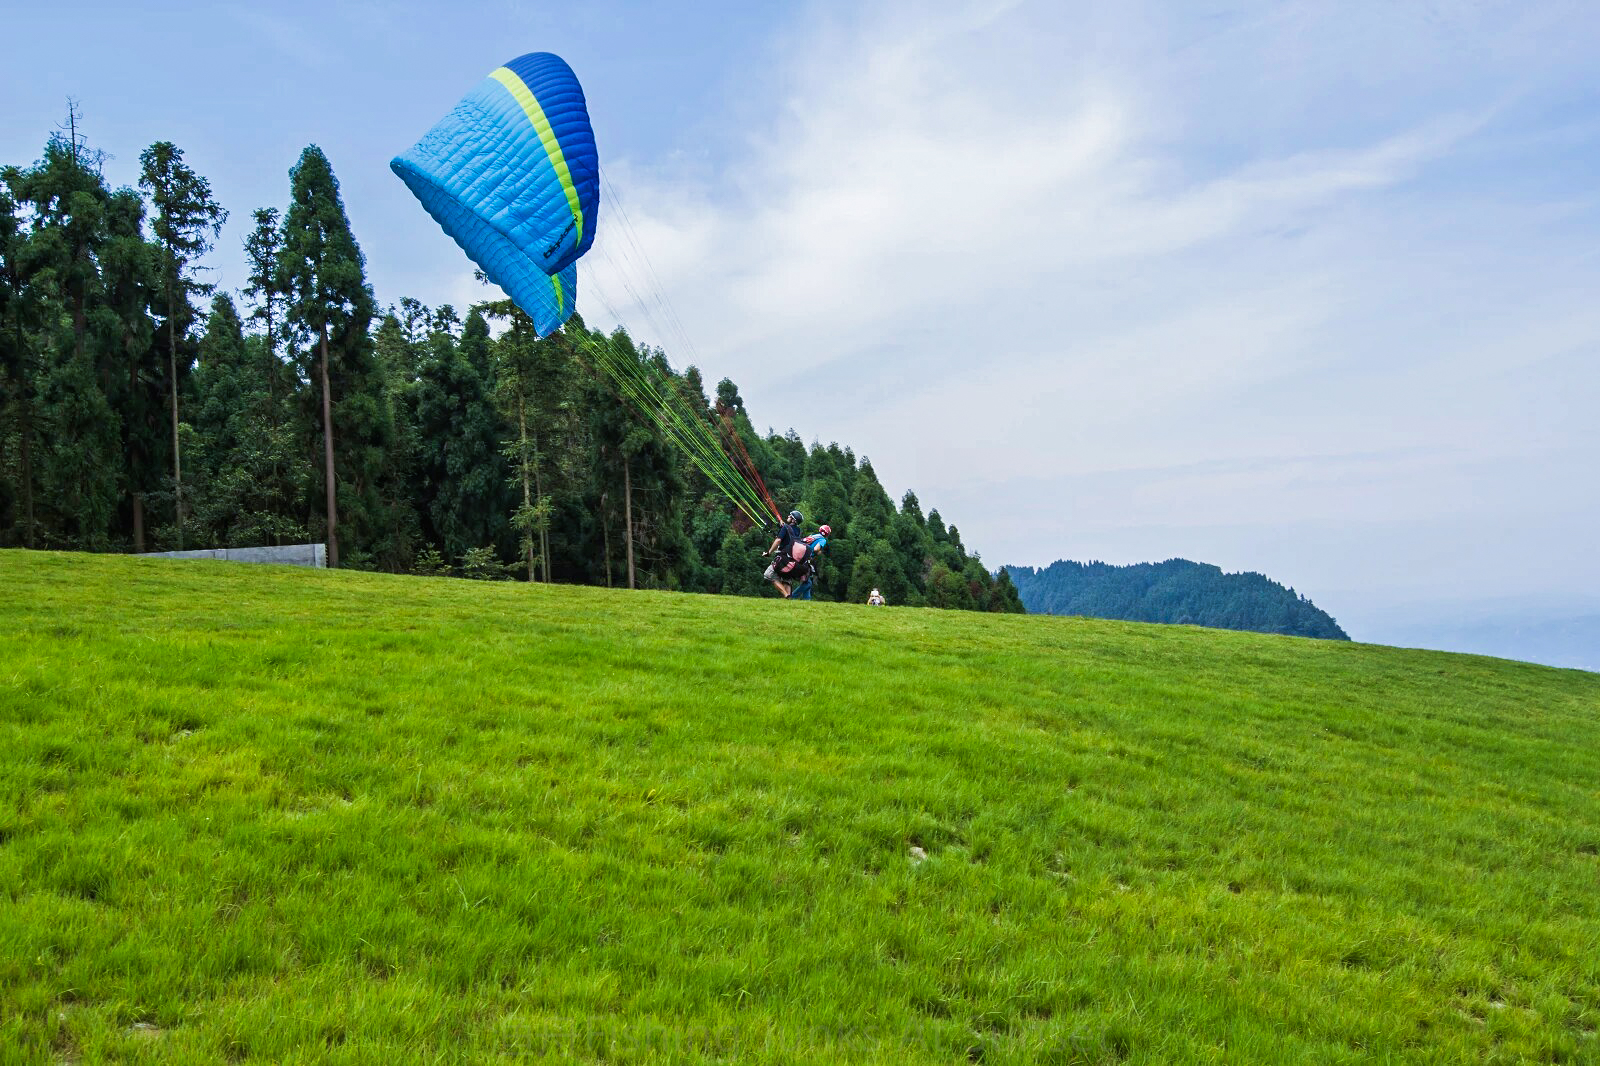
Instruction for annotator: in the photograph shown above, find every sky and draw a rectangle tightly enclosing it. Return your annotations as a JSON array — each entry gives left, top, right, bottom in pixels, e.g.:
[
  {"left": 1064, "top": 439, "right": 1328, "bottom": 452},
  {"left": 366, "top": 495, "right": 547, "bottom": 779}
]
[{"left": 3, "top": 0, "right": 1597, "bottom": 669}]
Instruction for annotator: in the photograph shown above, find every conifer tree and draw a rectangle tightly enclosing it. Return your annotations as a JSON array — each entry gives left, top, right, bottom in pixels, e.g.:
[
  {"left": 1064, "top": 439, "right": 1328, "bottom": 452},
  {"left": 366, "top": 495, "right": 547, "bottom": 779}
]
[
  {"left": 0, "top": 187, "right": 18, "bottom": 540},
  {"left": 240, "top": 207, "right": 286, "bottom": 414},
  {"left": 191, "top": 294, "right": 250, "bottom": 482},
  {"left": 14, "top": 122, "right": 123, "bottom": 549},
  {"left": 0, "top": 171, "right": 45, "bottom": 546},
  {"left": 139, "top": 141, "right": 226, "bottom": 549},
  {"left": 849, "top": 537, "right": 907, "bottom": 605},
  {"left": 891, "top": 491, "right": 932, "bottom": 600},
  {"left": 37, "top": 348, "right": 120, "bottom": 549},
  {"left": 900, "top": 490, "right": 925, "bottom": 526},
  {"left": 799, "top": 446, "right": 850, "bottom": 598},
  {"left": 989, "top": 567, "right": 1025, "bottom": 613},
  {"left": 93, "top": 187, "right": 162, "bottom": 550},
  {"left": 716, "top": 526, "right": 767, "bottom": 596},
  {"left": 279, "top": 145, "right": 374, "bottom": 568},
  {"left": 396, "top": 297, "right": 430, "bottom": 349},
  {"left": 372, "top": 311, "right": 416, "bottom": 391},
  {"left": 23, "top": 120, "right": 106, "bottom": 366},
  {"left": 926, "top": 561, "right": 976, "bottom": 610},
  {"left": 189, "top": 293, "right": 306, "bottom": 548},
  {"left": 849, "top": 460, "right": 895, "bottom": 534},
  {"left": 185, "top": 293, "right": 246, "bottom": 545},
  {"left": 682, "top": 366, "right": 710, "bottom": 414}
]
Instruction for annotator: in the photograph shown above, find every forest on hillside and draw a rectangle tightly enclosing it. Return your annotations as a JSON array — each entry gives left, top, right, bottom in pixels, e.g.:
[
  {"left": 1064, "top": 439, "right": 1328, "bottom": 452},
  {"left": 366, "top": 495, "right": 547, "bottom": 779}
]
[
  {"left": 1005, "top": 558, "right": 1348, "bottom": 639},
  {"left": 0, "top": 119, "right": 1022, "bottom": 611}
]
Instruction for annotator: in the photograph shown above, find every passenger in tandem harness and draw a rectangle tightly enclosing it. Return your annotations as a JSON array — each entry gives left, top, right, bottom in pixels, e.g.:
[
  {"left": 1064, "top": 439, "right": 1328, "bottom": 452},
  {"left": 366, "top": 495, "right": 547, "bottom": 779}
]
[{"left": 764, "top": 522, "right": 830, "bottom": 599}]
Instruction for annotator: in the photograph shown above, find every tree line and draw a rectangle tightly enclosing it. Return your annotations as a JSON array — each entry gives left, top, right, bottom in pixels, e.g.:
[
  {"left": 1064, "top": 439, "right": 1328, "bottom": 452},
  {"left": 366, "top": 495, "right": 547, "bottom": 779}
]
[{"left": 0, "top": 116, "right": 1023, "bottom": 612}]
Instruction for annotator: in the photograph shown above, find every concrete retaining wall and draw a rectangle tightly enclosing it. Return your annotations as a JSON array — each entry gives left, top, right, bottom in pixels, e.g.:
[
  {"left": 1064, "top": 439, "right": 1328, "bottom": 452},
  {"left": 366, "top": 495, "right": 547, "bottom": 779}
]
[{"left": 139, "top": 543, "right": 327, "bottom": 568}]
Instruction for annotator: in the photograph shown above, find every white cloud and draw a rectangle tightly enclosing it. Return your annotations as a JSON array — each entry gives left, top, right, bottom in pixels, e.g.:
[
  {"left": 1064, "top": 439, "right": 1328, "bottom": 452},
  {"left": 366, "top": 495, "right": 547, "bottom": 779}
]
[
  {"left": 586, "top": 3, "right": 1483, "bottom": 388},
  {"left": 577, "top": 0, "right": 1600, "bottom": 637}
]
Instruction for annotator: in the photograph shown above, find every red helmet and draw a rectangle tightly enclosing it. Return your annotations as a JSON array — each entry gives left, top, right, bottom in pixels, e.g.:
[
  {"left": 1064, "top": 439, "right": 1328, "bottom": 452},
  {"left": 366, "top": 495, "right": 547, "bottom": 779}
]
[{"left": 819, "top": 524, "right": 832, "bottom": 536}]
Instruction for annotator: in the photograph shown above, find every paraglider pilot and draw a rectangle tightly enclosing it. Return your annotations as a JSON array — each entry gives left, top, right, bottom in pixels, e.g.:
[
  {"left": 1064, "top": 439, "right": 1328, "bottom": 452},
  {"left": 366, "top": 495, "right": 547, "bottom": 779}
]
[
  {"left": 763, "top": 510, "right": 803, "bottom": 596},
  {"left": 765, "top": 519, "right": 830, "bottom": 599}
]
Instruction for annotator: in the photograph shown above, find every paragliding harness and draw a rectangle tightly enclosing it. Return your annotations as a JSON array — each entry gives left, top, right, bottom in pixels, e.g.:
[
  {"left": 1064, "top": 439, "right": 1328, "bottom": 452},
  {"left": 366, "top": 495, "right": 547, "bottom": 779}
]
[
  {"left": 773, "top": 533, "right": 827, "bottom": 582},
  {"left": 784, "top": 544, "right": 823, "bottom": 601},
  {"left": 762, "top": 520, "right": 800, "bottom": 584}
]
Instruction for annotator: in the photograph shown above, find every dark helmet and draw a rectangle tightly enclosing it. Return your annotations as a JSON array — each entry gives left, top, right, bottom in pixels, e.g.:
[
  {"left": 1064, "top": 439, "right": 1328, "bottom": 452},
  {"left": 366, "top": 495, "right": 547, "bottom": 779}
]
[{"left": 787, "top": 510, "right": 802, "bottom": 524}]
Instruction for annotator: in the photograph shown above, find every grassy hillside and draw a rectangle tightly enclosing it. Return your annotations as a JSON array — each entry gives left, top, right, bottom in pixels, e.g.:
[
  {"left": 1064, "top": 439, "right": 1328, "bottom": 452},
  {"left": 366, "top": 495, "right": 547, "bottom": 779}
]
[{"left": 2, "top": 550, "right": 1598, "bottom": 1065}]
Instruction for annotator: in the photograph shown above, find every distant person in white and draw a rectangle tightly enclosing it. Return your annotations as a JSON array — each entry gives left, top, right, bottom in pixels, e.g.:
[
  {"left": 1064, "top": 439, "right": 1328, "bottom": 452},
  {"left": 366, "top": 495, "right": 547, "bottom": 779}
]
[{"left": 867, "top": 588, "right": 886, "bottom": 606}]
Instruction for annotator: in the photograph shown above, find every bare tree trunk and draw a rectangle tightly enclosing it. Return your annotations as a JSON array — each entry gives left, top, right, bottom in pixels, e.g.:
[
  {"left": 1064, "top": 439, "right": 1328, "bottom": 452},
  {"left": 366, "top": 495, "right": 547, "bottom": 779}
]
[
  {"left": 623, "top": 454, "right": 635, "bottom": 590},
  {"left": 265, "top": 309, "right": 277, "bottom": 428},
  {"left": 128, "top": 346, "right": 144, "bottom": 553},
  {"left": 266, "top": 316, "right": 281, "bottom": 546},
  {"left": 529, "top": 408, "right": 549, "bottom": 584},
  {"left": 15, "top": 320, "right": 35, "bottom": 548},
  {"left": 19, "top": 394, "right": 34, "bottom": 549},
  {"left": 535, "top": 459, "right": 549, "bottom": 584},
  {"left": 518, "top": 396, "right": 534, "bottom": 582},
  {"left": 168, "top": 296, "right": 184, "bottom": 550},
  {"left": 320, "top": 323, "right": 338, "bottom": 567},
  {"left": 601, "top": 491, "right": 612, "bottom": 588}
]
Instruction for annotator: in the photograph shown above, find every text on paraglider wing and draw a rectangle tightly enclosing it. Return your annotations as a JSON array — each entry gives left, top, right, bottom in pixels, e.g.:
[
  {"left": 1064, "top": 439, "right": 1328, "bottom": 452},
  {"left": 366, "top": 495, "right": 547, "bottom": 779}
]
[{"left": 543, "top": 217, "right": 577, "bottom": 259}]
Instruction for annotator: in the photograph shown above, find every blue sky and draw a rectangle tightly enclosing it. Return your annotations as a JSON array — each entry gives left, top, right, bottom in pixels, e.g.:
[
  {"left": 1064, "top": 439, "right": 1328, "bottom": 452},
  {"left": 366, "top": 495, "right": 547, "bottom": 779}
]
[{"left": 4, "top": 1, "right": 1597, "bottom": 668}]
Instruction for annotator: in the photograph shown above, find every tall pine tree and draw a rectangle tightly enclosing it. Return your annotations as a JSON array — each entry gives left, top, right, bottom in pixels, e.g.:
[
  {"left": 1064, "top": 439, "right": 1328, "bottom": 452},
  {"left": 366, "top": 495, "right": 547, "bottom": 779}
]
[
  {"left": 93, "top": 187, "right": 162, "bottom": 550},
  {"left": 0, "top": 170, "right": 46, "bottom": 546},
  {"left": 279, "top": 145, "right": 374, "bottom": 568},
  {"left": 240, "top": 207, "right": 288, "bottom": 418},
  {"left": 14, "top": 123, "right": 123, "bottom": 549},
  {"left": 138, "top": 141, "right": 226, "bottom": 549}
]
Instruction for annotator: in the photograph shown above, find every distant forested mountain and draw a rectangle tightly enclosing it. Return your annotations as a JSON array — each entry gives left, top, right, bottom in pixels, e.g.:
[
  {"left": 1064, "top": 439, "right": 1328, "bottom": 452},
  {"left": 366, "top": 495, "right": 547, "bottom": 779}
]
[{"left": 1004, "top": 559, "right": 1349, "bottom": 640}]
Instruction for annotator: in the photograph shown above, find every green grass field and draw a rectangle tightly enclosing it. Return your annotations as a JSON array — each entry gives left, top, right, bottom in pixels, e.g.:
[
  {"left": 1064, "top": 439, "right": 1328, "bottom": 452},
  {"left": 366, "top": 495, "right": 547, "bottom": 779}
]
[{"left": 2, "top": 550, "right": 1598, "bottom": 1064}]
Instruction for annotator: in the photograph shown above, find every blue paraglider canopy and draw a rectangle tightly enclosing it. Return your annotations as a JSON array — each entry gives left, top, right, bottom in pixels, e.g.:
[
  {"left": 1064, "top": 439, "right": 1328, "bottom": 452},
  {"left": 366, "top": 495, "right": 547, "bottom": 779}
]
[{"left": 392, "top": 52, "right": 599, "bottom": 336}]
